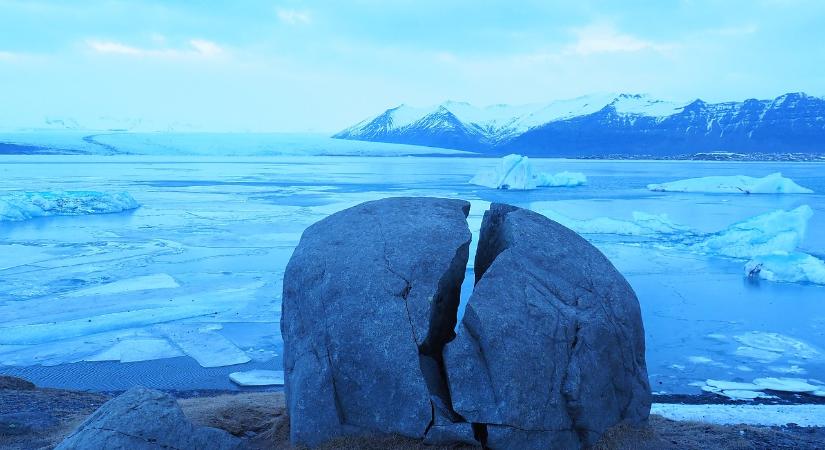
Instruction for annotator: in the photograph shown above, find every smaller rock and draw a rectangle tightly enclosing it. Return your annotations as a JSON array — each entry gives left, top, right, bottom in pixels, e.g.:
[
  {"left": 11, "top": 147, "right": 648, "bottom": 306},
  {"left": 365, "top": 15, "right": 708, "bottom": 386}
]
[
  {"left": 0, "top": 375, "right": 36, "bottom": 390},
  {"left": 55, "top": 386, "right": 242, "bottom": 450}
]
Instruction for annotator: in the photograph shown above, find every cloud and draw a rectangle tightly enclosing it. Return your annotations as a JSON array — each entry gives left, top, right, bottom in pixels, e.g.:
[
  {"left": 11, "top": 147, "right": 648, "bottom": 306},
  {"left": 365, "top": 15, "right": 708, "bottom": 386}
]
[
  {"left": 277, "top": 8, "right": 311, "bottom": 25},
  {"left": 565, "top": 23, "right": 671, "bottom": 56},
  {"left": 85, "top": 39, "right": 226, "bottom": 59}
]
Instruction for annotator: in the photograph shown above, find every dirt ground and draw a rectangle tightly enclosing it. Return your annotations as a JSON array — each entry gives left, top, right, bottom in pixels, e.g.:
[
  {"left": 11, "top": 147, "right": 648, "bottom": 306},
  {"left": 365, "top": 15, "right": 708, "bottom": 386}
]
[{"left": 2, "top": 376, "right": 824, "bottom": 449}]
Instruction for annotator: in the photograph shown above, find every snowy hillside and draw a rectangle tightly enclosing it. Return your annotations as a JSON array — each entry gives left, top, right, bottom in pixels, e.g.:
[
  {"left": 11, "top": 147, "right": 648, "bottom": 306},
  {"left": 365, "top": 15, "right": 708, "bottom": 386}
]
[{"left": 334, "top": 93, "right": 825, "bottom": 156}]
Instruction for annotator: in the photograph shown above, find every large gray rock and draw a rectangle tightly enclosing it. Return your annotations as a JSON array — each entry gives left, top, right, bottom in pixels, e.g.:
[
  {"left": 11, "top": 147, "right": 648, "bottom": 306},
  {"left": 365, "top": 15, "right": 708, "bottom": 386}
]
[
  {"left": 444, "top": 203, "right": 651, "bottom": 449},
  {"left": 55, "top": 386, "right": 241, "bottom": 450},
  {"left": 281, "top": 197, "right": 472, "bottom": 447}
]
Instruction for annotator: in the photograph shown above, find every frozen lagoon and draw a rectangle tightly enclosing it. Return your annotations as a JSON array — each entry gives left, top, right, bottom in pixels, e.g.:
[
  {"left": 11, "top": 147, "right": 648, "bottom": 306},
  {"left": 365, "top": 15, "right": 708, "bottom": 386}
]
[{"left": 0, "top": 155, "right": 824, "bottom": 394}]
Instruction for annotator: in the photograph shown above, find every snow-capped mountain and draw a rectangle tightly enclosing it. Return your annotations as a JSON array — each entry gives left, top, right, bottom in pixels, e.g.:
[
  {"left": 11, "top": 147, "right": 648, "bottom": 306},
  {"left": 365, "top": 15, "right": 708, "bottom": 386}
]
[{"left": 334, "top": 93, "right": 825, "bottom": 156}]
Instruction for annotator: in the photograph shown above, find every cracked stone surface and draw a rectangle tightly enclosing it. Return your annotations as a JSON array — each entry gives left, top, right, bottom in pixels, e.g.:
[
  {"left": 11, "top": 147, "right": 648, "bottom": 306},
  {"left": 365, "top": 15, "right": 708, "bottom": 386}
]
[
  {"left": 54, "top": 386, "right": 241, "bottom": 450},
  {"left": 444, "top": 203, "right": 651, "bottom": 450},
  {"left": 281, "top": 197, "right": 472, "bottom": 447}
]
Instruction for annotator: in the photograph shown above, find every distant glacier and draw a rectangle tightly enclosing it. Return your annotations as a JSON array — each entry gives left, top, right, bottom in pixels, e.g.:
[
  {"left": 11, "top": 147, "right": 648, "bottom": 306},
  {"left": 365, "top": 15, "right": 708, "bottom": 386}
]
[{"left": 333, "top": 92, "right": 825, "bottom": 157}]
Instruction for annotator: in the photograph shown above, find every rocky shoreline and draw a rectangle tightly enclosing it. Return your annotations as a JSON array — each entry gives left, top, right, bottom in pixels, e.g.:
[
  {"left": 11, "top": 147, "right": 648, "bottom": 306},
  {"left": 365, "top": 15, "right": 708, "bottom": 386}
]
[{"left": 2, "top": 376, "right": 824, "bottom": 450}]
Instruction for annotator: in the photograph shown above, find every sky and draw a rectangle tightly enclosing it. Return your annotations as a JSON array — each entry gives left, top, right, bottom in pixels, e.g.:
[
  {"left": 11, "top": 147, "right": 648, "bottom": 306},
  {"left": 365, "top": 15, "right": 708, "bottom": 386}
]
[{"left": 1, "top": 0, "right": 824, "bottom": 132}]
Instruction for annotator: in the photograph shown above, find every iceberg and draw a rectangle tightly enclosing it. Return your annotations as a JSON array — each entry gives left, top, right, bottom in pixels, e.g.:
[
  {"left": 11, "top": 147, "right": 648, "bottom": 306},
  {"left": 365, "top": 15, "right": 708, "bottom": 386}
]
[
  {"left": 647, "top": 172, "right": 813, "bottom": 194},
  {"left": 745, "top": 251, "right": 825, "bottom": 285},
  {"left": 469, "top": 154, "right": 586, "bottom": 190},
  {"left": 0, "top": 190, "right": 139, "bottom": 222},
  {"left": 697, "top": 205, "right": 813, "bottom": 258}
]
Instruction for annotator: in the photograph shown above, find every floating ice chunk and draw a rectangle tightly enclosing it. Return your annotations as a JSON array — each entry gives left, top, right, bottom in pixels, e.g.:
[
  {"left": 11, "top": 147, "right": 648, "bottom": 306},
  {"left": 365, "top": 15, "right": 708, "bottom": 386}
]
[
  {"left": 469, "top": 154, "right": 586, "bottom": 190},
  {"left": 697, "top": 205, "right": 813, "bottom": 258},
  {"left": 647, "top": 173, "right": 813, "bottom": 194},
  {"left": 720, "top": 390, "right": 774, "bottom": 401},
  {"left": 534, "top": 170, "right": 588, "bottom": 187},
  {"left": 752, "top": 377, "right": 822, "bottom": 393},
  {"left": 734, "top": 331, "right": 820, "bottom": 360},
  {"left": 229, "top": 370, "right": 285, "bottom": 386},
  {"left": 815, "top": 391, "right": 825, "bottom": 397},
  {"left": 0, "top": 191, "right": 139, "bottom": 222},
  {"left": 65, "top": 274, "right": 180, "bottom": 297},
  {"left": 769, "top": 365, "right": 807, "bottom": 375},
  {"left": 86, "top": 338, "right": 183, "bottom": 363},
  {"left": 688, "top": 356, "right": 713, "bottom": 364},
  {"left": 158, "top": 324, "right": 251, "bottom": 368},
  {"left": 734, "top": 346, "right": 783, "bottom": 362},
  {"left": 705, "top": 379, "right": 762, "bottom": 391},
  {"left": 745, "top": 251, "right": 825, "bottom": 285}
]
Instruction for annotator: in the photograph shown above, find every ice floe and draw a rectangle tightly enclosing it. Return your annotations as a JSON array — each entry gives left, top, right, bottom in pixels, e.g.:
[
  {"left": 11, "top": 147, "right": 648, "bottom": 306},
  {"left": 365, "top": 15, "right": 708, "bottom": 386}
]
[
  {"left": 158, "top": 324, "right": 251, "bottom": 368},
  {"left": 647, "top": 172, "right": 813, "bottom": 194},
  {"left": 0, "top": 191, "right": 139, "bottom": 221},
  {"left": 86, "top": 338, "right": 184, "bottom": 363},
  {"left": 697, "top": 205, "right": 813, "bottom": 258},
  {"left": 65, "top": 274, "right": 180, "bottom": 297},
  {"left": 229, "top": 370, "right": 285, "bottom": 386},
  {"left": 698, "top": 377, "right": 824, "bottom": 400},
  {"left": 745, "top": 251, "right": 825, "bottom": 285},
  {"left": 542, "top": 210, "right": 689, "bottom": 236},
  {"left": 733, "top": 331, "right": 820, "bottom": 361},
  {"left": 469, "top": 154, "right": 586, "bottom": 190},
  {"left": 752, "top": 377, "right": 822, "bottom": 393}
]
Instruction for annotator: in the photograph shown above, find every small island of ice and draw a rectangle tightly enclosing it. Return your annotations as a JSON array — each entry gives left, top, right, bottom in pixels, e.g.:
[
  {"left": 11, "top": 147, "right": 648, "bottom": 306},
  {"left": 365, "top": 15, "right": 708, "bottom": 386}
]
[
  {"left": 647, "top": 173, "right": 813, "bottom": 194},
  {"left": 0, "top": 191, "right": 140, "bottom": 222},
  {"left": 470, "top": 154, "right": 586, "bottom": 190}
]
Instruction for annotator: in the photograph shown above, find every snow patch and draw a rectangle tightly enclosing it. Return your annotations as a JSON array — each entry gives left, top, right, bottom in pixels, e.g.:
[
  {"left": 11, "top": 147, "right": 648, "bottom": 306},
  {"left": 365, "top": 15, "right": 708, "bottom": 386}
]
[
  {"left": 229, "top": 369, "right": 285, "bottom": 386},
  {"left": 0, "top": 191, "right": 139, "bottom": 222},
  {"left": 647, "top": 173, "right": 813, "bottom": 194},
  {"left": 469, "top": 154, "right": 586, "bottom": 190},
  {"left": 651, "top": 403, "right": 825, "bottom": 427}
]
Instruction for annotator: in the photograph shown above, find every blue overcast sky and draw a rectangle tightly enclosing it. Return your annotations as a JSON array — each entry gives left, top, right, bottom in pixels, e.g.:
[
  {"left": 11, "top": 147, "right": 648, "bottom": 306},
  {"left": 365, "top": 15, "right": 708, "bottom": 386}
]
[{"left": 1, "top": 0, "right": 824, "bottom": 132}]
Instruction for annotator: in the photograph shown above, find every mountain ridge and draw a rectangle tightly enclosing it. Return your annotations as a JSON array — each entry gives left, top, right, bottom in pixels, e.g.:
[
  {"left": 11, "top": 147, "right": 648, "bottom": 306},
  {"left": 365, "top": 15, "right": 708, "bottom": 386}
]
[{"left": 333, "top": 92, "right": 825, "bottom": 156}]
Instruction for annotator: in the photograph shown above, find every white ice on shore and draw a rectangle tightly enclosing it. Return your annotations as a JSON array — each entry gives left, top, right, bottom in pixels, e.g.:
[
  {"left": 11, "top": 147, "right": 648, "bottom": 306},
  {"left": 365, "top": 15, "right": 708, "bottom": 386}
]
[
  {"left": 469, "top": 154, "right": 586, "bottom": 190},
  {"left": 651, "top": 403, "right": 825, "bottom": 427},
  {"left": 697, "top": 206, "right": 813, "bottom": 258},
  {"left": 0, "top": 191, "right": 139, "bottom": 221},
  {"left": 229, "top": 370, "right": 285, "bottom": 386},
  {"left": 647, "top": 172, "right": 813, "bottom": 194},
  {"left": 745, "top": 251, "right": 825, "bottom": 285}
]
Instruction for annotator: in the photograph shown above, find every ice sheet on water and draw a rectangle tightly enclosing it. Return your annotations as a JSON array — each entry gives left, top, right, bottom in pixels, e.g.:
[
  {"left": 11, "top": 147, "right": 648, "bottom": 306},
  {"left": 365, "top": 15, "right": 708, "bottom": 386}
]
[
  {"left": 157, "top": 324, "right": 251, "bottom": 368},
  {"left": 469, "top": 154, "right": 586, "bottom": 190},
  {"left": 745, "top": 251, "right": 825, "bottom": 285},
  {"left": 0, "top": 190, "right": 139, "bottom": 222},
  {"left": 647, "top": 172, "right": 813, "bottom": 194},
  {"left": 753, "top": 377, "right": 822, "bottom": 393},
  {"left": 86, "top": 338, "right": 184, "bottom": 363},
  {"left": 65, "top": 274, "right": 180, "bottom": 297},
  {"left": 733, "top": 331, "right": 820, "bottom": 361},
  {"left": 542, "top": 210, "right": 689, "bottom": 236},
  {"left": 229, "top": 370, "right": 285, "bottom": 386}
]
